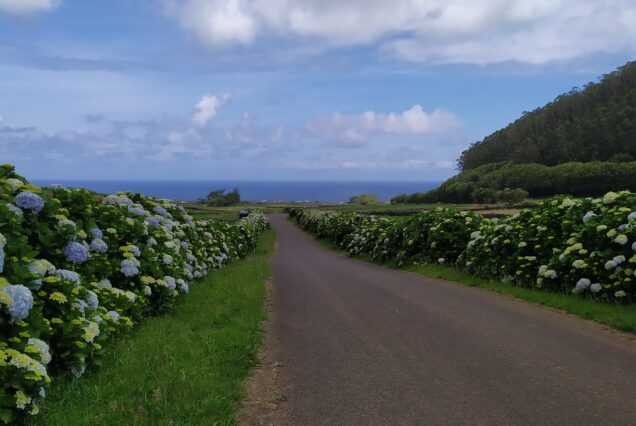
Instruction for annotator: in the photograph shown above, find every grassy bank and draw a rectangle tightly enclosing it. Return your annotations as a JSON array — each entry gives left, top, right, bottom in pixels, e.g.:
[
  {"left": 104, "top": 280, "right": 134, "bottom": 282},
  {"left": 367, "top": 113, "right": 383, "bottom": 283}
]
[
  {"left": 30, "top": 229, "right": 276, "bottom": 426},
  {"left": 292, "top": 219, "right": 636, "bottom": 334}
]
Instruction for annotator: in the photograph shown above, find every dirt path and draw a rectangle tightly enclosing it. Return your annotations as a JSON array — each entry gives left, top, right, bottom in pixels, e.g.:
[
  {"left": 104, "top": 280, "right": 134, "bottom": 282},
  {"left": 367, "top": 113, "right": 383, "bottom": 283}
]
[{"left": 243, "top": 214, "right": 636, "bottom": 425}]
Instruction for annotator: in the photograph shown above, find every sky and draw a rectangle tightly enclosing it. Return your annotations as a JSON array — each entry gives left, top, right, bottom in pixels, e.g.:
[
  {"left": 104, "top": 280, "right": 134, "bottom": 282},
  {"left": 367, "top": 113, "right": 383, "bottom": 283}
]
[{"left": 0, "top": 0, "right": 634, "bottom": 181}]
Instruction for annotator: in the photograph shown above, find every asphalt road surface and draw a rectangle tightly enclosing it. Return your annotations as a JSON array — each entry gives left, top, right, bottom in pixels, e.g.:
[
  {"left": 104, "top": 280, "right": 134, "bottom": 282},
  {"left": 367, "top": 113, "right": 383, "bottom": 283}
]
[{"left": 267, "top": 214, "right": 636, "bottom": 425}]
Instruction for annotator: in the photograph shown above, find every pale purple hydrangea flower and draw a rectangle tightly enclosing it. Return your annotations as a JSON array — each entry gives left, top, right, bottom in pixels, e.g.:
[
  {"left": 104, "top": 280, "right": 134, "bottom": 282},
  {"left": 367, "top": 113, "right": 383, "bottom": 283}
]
[
  {"left": 180, "top": 241, "right": 189, "bottom": 250},
  {"left": 63, "top": 242, "right": 90, "bottom": 264},
  {"left": 153, "top": 206, "right": 168, "bottom": 217},
  {"left": 0, "top": 247, "right": 4, "bottom": 274},
  {"left": 15, "top": 191, "right": 44, "bottom": 213},
  {"left": 164, "top": 276, "right": 176, "bottom": 291},
  {"left": 145, "top": 217, "right": 161, "bottom": 227},
  {"left": 128, "top": 205, "right": 146, "bottom": 217}
]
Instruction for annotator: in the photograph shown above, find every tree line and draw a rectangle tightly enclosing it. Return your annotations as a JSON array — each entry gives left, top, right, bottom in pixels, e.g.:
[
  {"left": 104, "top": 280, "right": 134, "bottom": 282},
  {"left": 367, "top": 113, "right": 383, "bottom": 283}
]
[{"left": 458, "top": 61, "right": 636, "bottom": 170}]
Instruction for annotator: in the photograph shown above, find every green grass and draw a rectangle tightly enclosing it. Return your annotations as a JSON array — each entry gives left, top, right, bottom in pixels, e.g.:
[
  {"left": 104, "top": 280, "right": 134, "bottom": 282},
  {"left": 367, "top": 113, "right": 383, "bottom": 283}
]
[
  {"left": 31, "top": 229, "right": 276, "bottom": 426},
  {"left": 293, "top": 219, "right": 636, "bottom": 334}
]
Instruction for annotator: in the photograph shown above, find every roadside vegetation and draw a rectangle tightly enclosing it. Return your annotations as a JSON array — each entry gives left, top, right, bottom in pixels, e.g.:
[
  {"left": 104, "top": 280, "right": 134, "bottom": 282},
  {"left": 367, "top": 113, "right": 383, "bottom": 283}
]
[
  {"left": 30, "top": 229, "right": 275, "bottom": 425},
  {"left": 290, "top": 190, "right": 636, "bottom": 331},
  {"left": 0, "top": 164, "right": 270, "bottom": 423}
]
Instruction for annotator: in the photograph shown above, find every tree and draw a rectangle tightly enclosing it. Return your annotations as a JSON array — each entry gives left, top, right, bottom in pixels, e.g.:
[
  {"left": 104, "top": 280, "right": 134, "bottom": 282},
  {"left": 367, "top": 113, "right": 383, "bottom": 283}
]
[
  {"left": 349, "top": 194, "right": 379, "bottom": 204},
  {"left": 206, "top": 188, "right": 241, "bottom": 206}
]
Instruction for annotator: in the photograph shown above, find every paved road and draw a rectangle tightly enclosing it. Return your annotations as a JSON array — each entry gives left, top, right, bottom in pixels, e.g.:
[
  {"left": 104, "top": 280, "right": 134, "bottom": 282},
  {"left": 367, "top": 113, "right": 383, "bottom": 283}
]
[{"left": 267, "top": 214, "right": 636, "bottom": 425}]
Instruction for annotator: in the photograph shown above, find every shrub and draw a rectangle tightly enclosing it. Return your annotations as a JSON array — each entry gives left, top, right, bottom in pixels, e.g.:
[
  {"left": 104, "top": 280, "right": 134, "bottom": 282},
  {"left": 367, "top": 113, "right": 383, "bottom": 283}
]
[
  {"left": 0, "top": 165, "right": 269, "bottom": 423},
  {"left": 293, "top": 190, "right": 636, "bottom": 303}
]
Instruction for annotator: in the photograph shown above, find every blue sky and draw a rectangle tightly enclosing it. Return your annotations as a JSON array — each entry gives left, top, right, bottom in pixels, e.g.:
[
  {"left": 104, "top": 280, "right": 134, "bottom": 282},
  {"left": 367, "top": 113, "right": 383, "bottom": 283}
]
[{"left": 0, "top": 0, "right": 634, "bottom": 181}]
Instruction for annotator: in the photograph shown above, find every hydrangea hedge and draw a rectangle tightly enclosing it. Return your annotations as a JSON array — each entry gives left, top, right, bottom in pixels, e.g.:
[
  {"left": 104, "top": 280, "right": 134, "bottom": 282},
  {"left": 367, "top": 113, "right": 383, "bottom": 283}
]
[
  {"left": 291, "top": 190, "right": 636, "bottom": 301},
  {"left": 0, "top": 165, "right": 269, "bottom": 423}
]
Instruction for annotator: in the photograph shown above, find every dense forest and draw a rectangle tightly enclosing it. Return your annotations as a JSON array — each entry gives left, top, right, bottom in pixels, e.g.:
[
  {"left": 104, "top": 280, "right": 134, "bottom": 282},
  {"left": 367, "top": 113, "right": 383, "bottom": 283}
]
[
  {"left": 458, "top": 61, "right": 636, "bottom": 170},
  {"left": 394, "top": 61, "right": 636, "bottom": 204}
]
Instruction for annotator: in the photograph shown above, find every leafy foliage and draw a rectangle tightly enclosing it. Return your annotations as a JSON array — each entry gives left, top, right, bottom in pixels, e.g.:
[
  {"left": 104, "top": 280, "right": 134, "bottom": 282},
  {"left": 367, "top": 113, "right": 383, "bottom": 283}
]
[
  {"left": 293, "top": 190, "right": 636, "bottom": 303},
  {"left": 0, "top": 165, "right": 269, "bottom": 423},
  {"left": 393, "top": 161, "right": 636, "bottom": 203},
  {"left": 207, "top": 188, "right": 241, "bottom": 207}
]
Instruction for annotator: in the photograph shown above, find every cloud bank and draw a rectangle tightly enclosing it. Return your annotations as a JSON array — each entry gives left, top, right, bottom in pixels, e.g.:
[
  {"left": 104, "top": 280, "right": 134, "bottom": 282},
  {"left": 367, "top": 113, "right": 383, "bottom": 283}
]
[
  {"left": 0, "top": 0, "right": 59, "bottom": 15},
  {"left": 304, "top": 105, "right": 461, "bottom": 147},
  {"left": 165, "top": 0, "right": 636, "bottom": 64}
]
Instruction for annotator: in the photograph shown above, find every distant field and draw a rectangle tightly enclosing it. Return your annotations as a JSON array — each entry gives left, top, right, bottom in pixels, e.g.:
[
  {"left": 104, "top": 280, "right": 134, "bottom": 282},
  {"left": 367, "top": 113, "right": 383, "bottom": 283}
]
[{"left": 182, "top": 200, "right": 538, "bottom": 220}]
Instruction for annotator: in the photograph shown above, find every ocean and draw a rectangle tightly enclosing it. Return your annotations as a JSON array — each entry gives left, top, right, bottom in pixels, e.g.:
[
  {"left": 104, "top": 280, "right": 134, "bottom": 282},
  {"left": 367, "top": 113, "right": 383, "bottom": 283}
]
[{"left": 31, "top": 180, "right": 440, "bottom": 203}]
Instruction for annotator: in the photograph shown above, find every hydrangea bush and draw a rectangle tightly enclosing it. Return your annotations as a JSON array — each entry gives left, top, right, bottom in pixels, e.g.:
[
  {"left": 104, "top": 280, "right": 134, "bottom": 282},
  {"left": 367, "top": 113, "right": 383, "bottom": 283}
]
[
  {"left": 292, "top": 191, "right": 636, "bottom": 300},
  {"left": 0, "top": 164, "right": 269, "bottom": 423}
]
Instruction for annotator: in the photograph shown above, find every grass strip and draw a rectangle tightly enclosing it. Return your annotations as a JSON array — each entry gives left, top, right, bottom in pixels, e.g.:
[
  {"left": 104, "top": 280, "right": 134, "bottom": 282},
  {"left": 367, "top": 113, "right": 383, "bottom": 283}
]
[
  {"left": 30, "top": 229, "right": 276, "bottom": 426},
  {"left": 293, "top": 219, "right": 636, "bottom": 334}
]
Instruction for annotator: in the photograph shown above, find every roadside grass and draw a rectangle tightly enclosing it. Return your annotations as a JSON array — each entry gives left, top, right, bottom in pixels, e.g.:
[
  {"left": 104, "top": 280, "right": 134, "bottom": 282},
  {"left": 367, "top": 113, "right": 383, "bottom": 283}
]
[
  {"left": 293, "top": 219, "right": 636, "bottom": 334},
  {"left": 30, "top": 229, "right": 276, "bottom": 426}
]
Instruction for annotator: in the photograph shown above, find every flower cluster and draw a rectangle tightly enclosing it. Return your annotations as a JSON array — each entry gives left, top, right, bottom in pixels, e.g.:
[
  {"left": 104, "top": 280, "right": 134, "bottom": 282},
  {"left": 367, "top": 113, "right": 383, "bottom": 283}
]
[
  {"left": 0, "top": 164, "right": 269, "bottom": 423},
  {"left": 292, "top": 191, "right": 636, "bottom": 302}
]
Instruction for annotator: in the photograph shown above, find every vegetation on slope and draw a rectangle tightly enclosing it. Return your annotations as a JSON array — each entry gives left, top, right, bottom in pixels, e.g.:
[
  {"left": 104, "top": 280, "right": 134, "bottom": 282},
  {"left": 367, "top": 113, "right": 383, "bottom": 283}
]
[
  {"left": 394, "top": 161, "right": 636, "bottom": 203},
  {"left": 459, "top": 61, "right": 636, "bottom": 170}
]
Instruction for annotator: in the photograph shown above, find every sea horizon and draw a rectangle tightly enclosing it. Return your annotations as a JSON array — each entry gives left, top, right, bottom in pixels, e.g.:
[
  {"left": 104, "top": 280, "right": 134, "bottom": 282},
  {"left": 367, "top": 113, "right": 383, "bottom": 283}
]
[{"left": 31, "top": 179, "right": 441, "bottom": 203}]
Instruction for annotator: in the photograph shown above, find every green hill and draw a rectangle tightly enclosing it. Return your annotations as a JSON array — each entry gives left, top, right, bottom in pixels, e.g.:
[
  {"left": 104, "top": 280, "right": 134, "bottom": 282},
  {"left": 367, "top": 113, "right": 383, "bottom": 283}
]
[
  {"left": 394, "top": 61, "right": 636, "bottom": 204},
  {"left": 459, "top": 61, "right": 636, "bottom": 170}
]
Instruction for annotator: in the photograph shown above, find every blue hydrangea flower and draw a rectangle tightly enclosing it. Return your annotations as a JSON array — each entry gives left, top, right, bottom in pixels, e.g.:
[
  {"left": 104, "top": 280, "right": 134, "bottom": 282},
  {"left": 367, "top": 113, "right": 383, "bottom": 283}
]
[
  {"left": 145, "top": 217, "right": 161, "bottom": 227},
  {"left": 153, "top": 206, "right": 168, "bottom": 217},
  {"left": 180, "top": 241, "right": 189, "bottom": 250},
  {"left": 184, "top": 263, "right": 193, "bottom": 272},
  {"left": 86, "top": 290, "right": 99, "bottom": 310},
  {"left": 89, "top": 228, "right": 103, "bottom": 239},
  {"left": 1, "top": 284, "right": 34, "bottom": 320},
  {"left": 90, "top": 238, "right": 108, "bottom": 253},
  {"left": 186, "top": 253, "right": 196, "bottom": 262},
  {"left": 164, "top": 276, "right": 176, "bottom": 291},
  {"left": 63, "top": 242, "right": 90, "bottom": 264},
  {"left": 0, "top": 247, "right": 4, "bottom": 274},
  {"left": 15, "top": 191, "right": 44, "bottom": 214},
  {"left": 105, "top": 310, "right": 120, "bottom": 322},
  {"left": 56, "top": 269, "right": 81, "bottom": 286},
  {"left": 120, "top": 259, "right": 139, "bottom": 277}
]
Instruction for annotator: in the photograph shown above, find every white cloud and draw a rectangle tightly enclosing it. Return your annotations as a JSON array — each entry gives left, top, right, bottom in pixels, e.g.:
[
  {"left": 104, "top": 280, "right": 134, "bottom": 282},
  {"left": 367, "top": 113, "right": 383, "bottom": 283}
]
[
  {"left": 304, "top": 105, "right": 461, "bottom": 147},
  {"left": 0, "top": 0, "right": 59, "bottom": 15},
  {"left": 165, "top": 0, "right": 636, "bottom": 64},
  {"left": 192, "top": 93, "right": 230, "bottom": 127}
]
